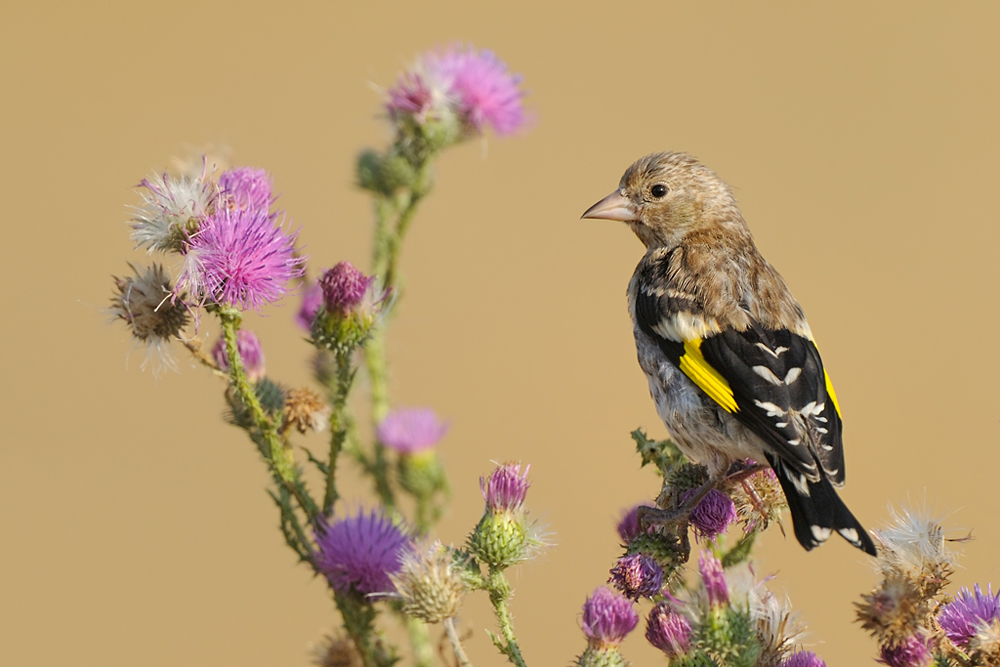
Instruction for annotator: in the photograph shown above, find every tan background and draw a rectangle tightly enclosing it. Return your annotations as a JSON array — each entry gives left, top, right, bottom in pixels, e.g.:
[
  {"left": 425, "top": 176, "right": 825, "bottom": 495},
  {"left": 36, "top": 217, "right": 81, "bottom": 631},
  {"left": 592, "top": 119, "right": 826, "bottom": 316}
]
[{"left": 3, "top": 2, "right": 999, "bottom": 665}]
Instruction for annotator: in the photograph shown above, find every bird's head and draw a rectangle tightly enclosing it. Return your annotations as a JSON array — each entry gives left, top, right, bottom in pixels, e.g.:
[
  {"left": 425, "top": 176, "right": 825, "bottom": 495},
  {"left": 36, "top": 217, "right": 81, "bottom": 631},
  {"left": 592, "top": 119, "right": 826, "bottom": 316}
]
[{"left": 582, "top": 152, "right": 743, "bottom": 248}]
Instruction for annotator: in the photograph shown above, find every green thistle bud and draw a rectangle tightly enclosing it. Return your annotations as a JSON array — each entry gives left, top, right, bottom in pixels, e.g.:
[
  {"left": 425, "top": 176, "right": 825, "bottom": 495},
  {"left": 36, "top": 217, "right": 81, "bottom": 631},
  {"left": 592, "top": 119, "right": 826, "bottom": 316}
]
[
  {"left": 468, "top": 463, "right": 544, "bottom": 570},
  {"left": 397, "top": 450, "right": 446, "bottom": 497},
  {"left": 470, "top": 510, "right": 529, "bottom": 570},
  {"left": 574, "top": 647, "right": 629, "bottom": 667},
  {"left": 355, "top": 149, "right": 418, "bottom": 195}
]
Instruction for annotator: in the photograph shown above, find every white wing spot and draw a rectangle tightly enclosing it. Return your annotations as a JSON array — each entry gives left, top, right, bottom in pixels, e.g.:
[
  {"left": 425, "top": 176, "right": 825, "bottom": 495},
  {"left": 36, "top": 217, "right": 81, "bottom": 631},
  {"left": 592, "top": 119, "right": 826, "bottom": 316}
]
[
  {"left": 775, "top": 422, "right": 788, "bottom": 428},
  {"left": 787, "top": 470, "right": 811, "bottom": 497},
  {"left": 754, "top": 400, "right": 786, "bottom": 417},
  {"left": 784, "top": 367, "right": 802, "bottom": 384},
  {"left": 839, "top": 528, "right": 859, "bottom": 544},
  {"left": 816, "top": 427, "right": 829, "bottom": 434},
  {"left": 821, "top": 444, "right": 834, "bottom": 451},
  {"left": 811, "top": 525, "right": 832, "bottom": 542},
  {"left": 787, "top": 438, "right": 801, "bottom": 446},
  {"left": 816, "top": 416, "right": 828, "bottom": 423},
  {"left": 753, "top": 365, "right": 783, "bottom": 385}
]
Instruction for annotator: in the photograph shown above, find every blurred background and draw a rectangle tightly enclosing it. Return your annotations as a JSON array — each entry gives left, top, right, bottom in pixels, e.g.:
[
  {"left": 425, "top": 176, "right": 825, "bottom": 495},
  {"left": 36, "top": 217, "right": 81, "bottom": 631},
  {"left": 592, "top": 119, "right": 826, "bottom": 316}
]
[{"left": 3, "top": 2, "right": 999, "bottom": 665}]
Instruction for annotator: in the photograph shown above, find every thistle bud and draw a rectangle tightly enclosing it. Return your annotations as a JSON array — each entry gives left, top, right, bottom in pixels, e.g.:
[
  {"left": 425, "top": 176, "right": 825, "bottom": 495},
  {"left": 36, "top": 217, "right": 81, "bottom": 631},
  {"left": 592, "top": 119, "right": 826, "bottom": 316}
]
[
  {"left": 645, "top": 602, "right": 693, "bottom": 658},
  {"left": 469, "top": 463, "right": 540, "bottom": 569},
  {"left": 311, "top": 262, "right": 388, "bottom": 354},
  {"left": 211, "top": 329, "right": 265, "bottom": 382},
  {"left": 575, "top": 587, "right": 638, "bottom": 667}
]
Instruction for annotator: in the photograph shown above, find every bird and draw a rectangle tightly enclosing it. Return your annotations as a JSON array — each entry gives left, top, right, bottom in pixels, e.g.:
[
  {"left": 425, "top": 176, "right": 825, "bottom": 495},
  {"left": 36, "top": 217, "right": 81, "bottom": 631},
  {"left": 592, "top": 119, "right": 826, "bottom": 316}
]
[{"left": 582, "top": 151, "right": 876, "bottom": 555}]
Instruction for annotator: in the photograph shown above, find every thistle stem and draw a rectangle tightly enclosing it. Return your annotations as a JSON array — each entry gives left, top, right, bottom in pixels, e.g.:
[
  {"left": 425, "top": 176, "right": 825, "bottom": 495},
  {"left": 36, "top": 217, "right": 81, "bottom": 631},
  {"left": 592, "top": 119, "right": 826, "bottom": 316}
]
[
  {"left": 219, "top": 307, "right": 320, "bottom": 524},
  {"left": 486, "top": 570, "right": 528, "bottom": 667},
  {"left": 323, "top": 349, "right": 356, "bottom": 516},
  {"left": 444, "top": 617, "right": 473, "bottom": 667},
  {"left": 405, "top": 617, "right": 436, "bottom": 667}
]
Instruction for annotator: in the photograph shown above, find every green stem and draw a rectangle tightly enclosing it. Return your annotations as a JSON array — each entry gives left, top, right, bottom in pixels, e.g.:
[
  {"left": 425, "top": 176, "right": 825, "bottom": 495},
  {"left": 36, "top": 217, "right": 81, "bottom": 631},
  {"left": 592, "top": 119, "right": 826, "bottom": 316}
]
[
  {"left": 323, "top": 349, "right": 356, "bottom": 516},
  {"left": 335, "top": 592, "right": 396, "bottom": 667},
  {"left": 405, "top": 616, "right": 435, "bottom": 667},
  {"left": 486, "top": 570, "right": 528, "bottom": 667},
  {"left": 220, "top": 308, "right": 320, "bottom": 523}
]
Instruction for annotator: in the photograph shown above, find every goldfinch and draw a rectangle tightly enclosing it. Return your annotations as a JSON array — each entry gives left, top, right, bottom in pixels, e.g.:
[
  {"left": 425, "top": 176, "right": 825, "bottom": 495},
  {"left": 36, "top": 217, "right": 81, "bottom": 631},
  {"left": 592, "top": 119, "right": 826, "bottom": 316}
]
[{"left": 583, "top": 152, "right": 875, "bottom": 555}]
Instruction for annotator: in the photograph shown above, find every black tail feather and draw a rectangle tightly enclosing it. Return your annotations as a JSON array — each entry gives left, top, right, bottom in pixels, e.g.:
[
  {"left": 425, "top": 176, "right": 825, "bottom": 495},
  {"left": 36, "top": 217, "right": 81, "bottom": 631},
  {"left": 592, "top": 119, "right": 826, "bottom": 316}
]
[{"left": 766, "top": 454, "right": 876, "bottom": 556}]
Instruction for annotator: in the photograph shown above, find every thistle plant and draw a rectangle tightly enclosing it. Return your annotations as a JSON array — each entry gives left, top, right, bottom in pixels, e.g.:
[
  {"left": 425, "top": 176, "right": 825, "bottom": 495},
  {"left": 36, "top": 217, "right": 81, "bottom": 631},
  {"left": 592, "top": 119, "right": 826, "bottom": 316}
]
[{"left": 107, "top": 42, "right": 1000, "bottom": 667}]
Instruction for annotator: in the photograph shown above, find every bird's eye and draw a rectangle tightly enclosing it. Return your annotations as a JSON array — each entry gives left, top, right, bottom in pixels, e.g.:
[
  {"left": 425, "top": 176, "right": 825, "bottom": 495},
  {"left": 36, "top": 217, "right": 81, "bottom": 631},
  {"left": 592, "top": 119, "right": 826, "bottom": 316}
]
[{"left": 650, "top": 184, "right": 668, "bottom": 199}]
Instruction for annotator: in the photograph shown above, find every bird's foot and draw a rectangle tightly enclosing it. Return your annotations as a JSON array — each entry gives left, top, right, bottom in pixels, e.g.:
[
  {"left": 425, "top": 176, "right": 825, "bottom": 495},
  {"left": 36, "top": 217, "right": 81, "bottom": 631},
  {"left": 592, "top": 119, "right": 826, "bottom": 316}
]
[{"left": 724, "top": 462, "right": 769, "bottom": 485}]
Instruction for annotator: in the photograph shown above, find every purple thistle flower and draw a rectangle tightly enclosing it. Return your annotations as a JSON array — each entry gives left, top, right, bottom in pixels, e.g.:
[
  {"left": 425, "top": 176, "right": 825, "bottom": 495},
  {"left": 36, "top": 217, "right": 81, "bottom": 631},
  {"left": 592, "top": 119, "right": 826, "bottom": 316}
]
[
  {"left": 480, "top": 463, "right": 530, "bottom": 512},
  {"left": 387, "top": 45, "right": 527, "bottom": 138},
  {"left": 314, "top": 509, "right": 413, "bottom": 596},
  {"left": 431, "top": 46, "right": 526, "bottom": 136},
  {"left": 211, "top": 329, "right": 265, "bottom": 381},
  {"left": 609, "top": 553, "right": 664, "bottom": 600},
  {"left": 878, "top": 635, "right": 931, "bottom": 667},
  {"left": 688, "top": 488, "right": 737, "bottom": 540},
  {"left": 377, "top": 408, "right": 449, "bottom": 454},
  {"left": 616, "top": 503, "right": 652, "bottom": 543},
  {"left": 699, "top": 551, "right": 729, "bottom": 607},
  {"left": 183, "top": 206, "right": 304, "bottom": 311},
  {"left": 938, "top": 583, "right": 1000, "bottom": 647},
  {"left": 783, "top": 651, "right": 826, "bottom": 667},
  {"left": 581, "top": 586, "right": 638, "bottom": 648},
  {"left": 386, "top": 69, "right": 443, "bottom": 125},
  {"left": 319, "top": 262, "right": 374, "bottom": 314},
  {"left": 295, "top": 280, "right": 324, "bottom": 331},
  {"left": 645, "top": 602, "right": 692, "bottom": 658},
  {"left": 218, "top": 166, "right": 273, "bottom": 214}
]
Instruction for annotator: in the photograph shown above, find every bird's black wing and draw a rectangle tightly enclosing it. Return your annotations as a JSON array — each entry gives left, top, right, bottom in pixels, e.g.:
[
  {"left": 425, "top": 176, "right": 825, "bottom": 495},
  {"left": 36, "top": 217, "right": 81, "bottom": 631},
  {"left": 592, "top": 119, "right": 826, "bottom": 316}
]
[{"left": 633, "top": 282, "right": 838, "bottom": 481}]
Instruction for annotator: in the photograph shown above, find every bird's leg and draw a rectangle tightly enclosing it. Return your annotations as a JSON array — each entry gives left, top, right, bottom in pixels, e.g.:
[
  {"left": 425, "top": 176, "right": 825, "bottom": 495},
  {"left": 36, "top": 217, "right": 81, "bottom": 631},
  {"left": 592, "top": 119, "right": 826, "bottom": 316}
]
[
  {"left": 638, "top": 476, "right": 720, "bottom": 528},
  {"left": 724, "top": 462, "right": 769, "bottom": 485}
]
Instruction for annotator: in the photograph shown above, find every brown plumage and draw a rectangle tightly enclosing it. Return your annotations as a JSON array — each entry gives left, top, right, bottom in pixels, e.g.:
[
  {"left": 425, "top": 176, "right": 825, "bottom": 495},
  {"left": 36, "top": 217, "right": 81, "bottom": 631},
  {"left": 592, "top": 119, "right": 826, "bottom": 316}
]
[{"left": 583, "top": 151, "right": 875, "bottom": 554}]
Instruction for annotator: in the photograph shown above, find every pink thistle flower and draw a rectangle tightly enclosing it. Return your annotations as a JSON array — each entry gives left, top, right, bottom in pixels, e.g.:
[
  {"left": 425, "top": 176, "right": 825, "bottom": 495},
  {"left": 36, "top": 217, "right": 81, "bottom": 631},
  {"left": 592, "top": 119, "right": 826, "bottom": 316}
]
[
  {"left": 295, "top": 280, "right": 324, "bottom": 331},
  {"left": 386, "top": 69, "right": 449, "bottom": 126},
  {"left": 698, "top": 551, "right": 729, "bottom": 607},
  {"left": 218, "top": 166, "right": 273, "bottom": 214},
  {"left": 938, "top": 583, "right": 1000, "bottom": 647},
  {"left": 688, "top": 488, "right": 737, "bottom": 540},
  {"left": 480, "top": 463, "right": 530, "bottom": 513},
  {"left": 430, "top": 46, "right": 526, "bottom": 136},
  {"left": 314, "top": 509, "right": 413, "bottom": 596},
  {"left": 376, "top": 408, "right": 449, "bottom": 454},
  {"left": 319, "top": 262, "right": 374, "bottom": 314},
  {"left": 387, "top": 45, "right": 527, "bottom": 139},
  {"left": 211, "top": 329, "right": 265, "bottom": 382},
  {"left": 581, "top": 586, "right": 639, "bottom": 648},
  {"left": 783, "top": 651, "right": 826, "bottom": 667},
  {"left": 645, "top": 602, "right": 692, "bottom": 658},
  {"left": 878, "top": 635, "right": 931, "bottom": 667},
  {"left": 609, "top": 553, "right": 664, "bottom": 600},
  {"left": 182, "top": 206, "right": 304, "bottom": 311}
]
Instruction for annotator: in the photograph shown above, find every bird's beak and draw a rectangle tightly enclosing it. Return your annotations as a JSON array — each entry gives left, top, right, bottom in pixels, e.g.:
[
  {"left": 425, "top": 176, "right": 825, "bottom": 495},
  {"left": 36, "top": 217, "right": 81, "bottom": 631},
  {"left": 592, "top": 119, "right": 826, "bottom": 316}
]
[{"left": 581, "top": 190, "right": 638, "bottom": 222}]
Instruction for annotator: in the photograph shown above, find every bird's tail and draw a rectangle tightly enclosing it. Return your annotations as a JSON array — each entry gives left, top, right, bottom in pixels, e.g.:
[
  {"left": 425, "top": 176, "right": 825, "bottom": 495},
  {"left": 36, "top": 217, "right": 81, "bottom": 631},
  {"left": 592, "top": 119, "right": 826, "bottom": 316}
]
[{"left": 766, "top": 454, "right": 877, "bottom": 555}]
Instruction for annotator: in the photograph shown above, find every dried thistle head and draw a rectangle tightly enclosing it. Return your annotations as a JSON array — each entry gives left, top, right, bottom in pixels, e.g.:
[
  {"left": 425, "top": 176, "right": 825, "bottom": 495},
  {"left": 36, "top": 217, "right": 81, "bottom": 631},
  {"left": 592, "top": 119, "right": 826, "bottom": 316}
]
[
  {"left": 874, "top": 505, "right": 958, "bottom": 600},
  {"left": 389, "top": 542, "right": 468, "bottom": 623},
  {"left": 752, "top": 587, "right": 807, "bottom": 666},
  {"left": 110, "top": 263, "right": 189, "bottom": 373},
  {"left": 730, "top": 465, "right": 787, "bottom": 534},
  {"left": 856, "top": 575, "right": 929, "bottom": 647},
  {"left": 282, "top": 387, "right": 330, "bottom": 434},
  {"left": 309, "top": 630, "right": 363, "bottom": 667}
]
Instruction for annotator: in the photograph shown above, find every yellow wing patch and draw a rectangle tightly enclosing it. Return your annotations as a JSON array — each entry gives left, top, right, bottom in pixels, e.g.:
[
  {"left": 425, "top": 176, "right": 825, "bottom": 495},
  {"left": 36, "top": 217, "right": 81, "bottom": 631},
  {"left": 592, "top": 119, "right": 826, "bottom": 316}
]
[
  {"left": 823, "top": 370, "right": 841, "bottom": 417},
  {"left": 679, "top": 338, "right": 739, "bottom": 413}
]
